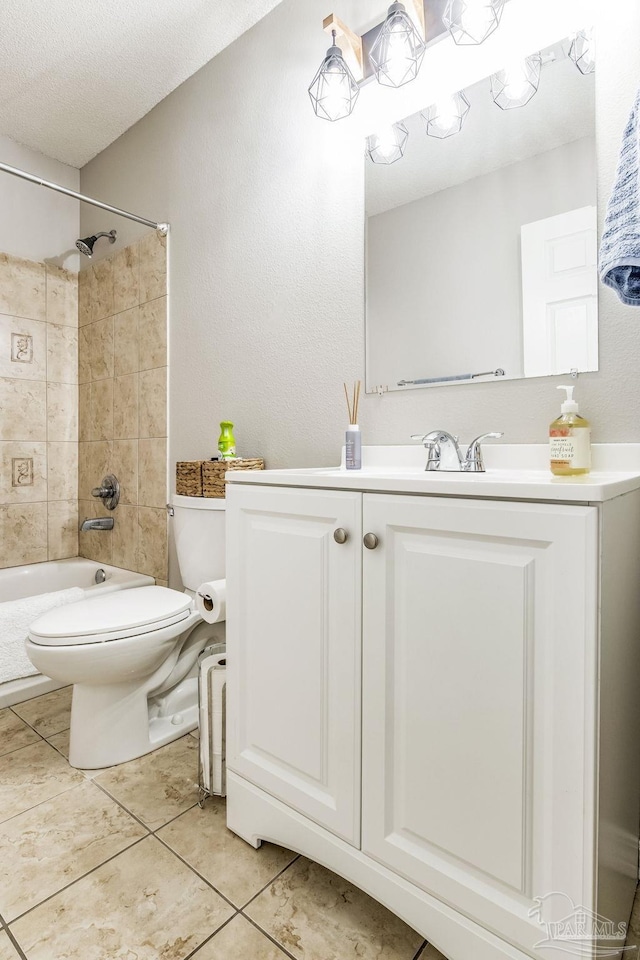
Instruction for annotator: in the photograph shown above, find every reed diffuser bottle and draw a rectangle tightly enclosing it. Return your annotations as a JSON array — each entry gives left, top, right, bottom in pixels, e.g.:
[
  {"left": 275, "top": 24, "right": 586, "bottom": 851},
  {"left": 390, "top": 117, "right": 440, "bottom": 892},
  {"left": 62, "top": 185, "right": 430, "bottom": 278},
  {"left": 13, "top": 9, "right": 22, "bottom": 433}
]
[{"left": 344, "top": 380, "right": 362, "bottom": 470}]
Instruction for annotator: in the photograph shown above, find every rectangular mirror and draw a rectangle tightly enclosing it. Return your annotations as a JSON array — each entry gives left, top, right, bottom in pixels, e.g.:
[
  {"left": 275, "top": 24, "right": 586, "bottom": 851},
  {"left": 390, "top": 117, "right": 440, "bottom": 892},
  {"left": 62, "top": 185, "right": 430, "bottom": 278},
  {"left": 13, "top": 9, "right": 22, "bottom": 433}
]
[{"left": 365, "top": 36, "right": 597, "bottom": 392}]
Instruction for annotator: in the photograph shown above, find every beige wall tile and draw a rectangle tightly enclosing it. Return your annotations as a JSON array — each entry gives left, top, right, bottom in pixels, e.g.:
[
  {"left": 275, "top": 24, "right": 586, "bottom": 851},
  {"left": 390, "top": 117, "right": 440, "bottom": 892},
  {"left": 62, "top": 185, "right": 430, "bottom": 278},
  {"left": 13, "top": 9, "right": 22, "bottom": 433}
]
[
  {"left": 0, "top": 254, "right": 46, "bottom": 321},
  {"left": 78, "top": 323, "right": 91, "bottom": 384},
  {"left": 139, "top": 297, "right": 167, "bottom": 371},
  {"left": 78, "top": 382, "right": 91, "bottom": 443},
  {"left": 90, "top": 258, "right": 114, "bottom": 322},
  {"left": 48, "top": 501, "right": 78, "bottom": 560},
  {"left": 89, "top": 316, "right": 114, "bottom": 381},
  {"left": 0, "top": 379, "right": 46, "bottom": 441},
  {"left": 47, "top": 442, "right": 78, "bottom": 501},
  {"left": 139, "top": 231, "right": 167, "bottom": 303},
  {"left": 112, "top": 439, "right": 138, "bottom": 505},
  {"left": 113, "top": 244, "right": 139, "bottom": 314},
  {"left": 112, "top": 503, "right": 139, "bottom": 570},
  {"left": 89, "top": 379, "right": 114, "bottom": 442},
  {"left": 47, "top": 324, "right": 78, "bottom": 384},
  {"left": 45, "top": 265, "right": 78, "bottom": 328},
  {"left": 139, "top": 366, "right": 166, "bottom": 438},
  {"left": 113, "top": 373, "right": 139, "bottom": 440},
  {"left": 114, "top": 306, "right": 139, "bottom": 376},
  {"left": 78, "top": 499, "right": 113, "bottom": 565},
  {"left": 138, "top": 438, "right": 166, "bottom": 508},
  {"left": 0, "top": 442, "right": 46, "bottom": 503},
  {"left": 137, "top": 506, "right": 168, "bottom": 579},
  {"left": 0, "top": 502, "right": 48, "bottom": 568},
  {"left": 78, "top": 269, "right": 91, "bottom": 327},
  {"left": 78, "top": 440, "right": 112, "bottom": 500},
  {"left": 47, "top": 382, "right": 78, "bottom": 442},
  {"left": 0, "top": 315, "right": 47, "bottom": 381}
]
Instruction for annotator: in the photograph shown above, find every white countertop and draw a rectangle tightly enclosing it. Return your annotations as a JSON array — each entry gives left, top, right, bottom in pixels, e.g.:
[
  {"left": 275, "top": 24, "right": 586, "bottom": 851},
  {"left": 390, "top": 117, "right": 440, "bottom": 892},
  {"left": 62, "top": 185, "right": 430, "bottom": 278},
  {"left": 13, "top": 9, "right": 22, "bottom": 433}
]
[{"left": 226, "top": 444, "right": 640, "bottom": 503}]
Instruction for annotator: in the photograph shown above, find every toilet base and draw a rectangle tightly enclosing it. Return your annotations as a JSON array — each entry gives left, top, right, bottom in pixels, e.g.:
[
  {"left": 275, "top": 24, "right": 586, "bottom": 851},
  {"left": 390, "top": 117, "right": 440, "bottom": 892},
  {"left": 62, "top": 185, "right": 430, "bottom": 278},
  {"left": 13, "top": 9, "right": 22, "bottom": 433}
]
[{"left": 69, "top": 674, "right": 199, "bottom": 769}]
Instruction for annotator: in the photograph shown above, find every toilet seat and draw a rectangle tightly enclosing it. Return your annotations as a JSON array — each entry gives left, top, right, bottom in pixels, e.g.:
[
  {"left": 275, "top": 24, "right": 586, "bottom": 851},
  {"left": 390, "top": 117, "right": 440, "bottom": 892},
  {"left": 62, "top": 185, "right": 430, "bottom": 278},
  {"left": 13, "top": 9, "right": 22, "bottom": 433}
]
[{"left": 29, "top": 586, "right": 193, "bottom": 646}]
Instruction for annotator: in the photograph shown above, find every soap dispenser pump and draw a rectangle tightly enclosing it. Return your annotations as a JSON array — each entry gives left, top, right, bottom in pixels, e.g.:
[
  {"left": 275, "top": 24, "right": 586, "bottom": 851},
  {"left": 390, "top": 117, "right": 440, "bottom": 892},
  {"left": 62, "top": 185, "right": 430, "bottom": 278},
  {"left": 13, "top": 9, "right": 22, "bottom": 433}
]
[{"left": 549, "top": 385, "right": 591, "bottom": 476}]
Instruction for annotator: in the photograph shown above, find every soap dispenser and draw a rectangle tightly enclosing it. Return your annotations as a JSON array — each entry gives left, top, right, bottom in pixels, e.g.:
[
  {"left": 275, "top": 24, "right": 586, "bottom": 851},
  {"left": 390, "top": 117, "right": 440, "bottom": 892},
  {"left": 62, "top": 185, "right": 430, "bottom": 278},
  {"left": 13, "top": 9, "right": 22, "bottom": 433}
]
[{"left": 549, "top": 385, "right": 591, "bottom": 476}]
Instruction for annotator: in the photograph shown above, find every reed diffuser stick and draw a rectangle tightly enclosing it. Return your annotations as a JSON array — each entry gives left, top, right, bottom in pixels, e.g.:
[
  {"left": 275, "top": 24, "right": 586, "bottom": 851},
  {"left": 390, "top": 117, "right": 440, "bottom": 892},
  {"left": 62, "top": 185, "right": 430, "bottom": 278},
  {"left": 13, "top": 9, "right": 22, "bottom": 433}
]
[{"left": 344, "top": 380, "right": 361, "bottom": 425}]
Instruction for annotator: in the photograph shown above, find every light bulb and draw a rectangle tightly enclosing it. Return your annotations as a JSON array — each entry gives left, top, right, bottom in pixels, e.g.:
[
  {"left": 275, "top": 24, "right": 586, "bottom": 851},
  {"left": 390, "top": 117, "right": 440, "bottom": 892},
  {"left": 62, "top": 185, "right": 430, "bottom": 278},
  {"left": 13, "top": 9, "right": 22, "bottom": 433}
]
[
  {"left": 369, "top": 2, "right": 426, "bottom": 88},
  {"left": 443, "top": 0, "right": 504, "bottom": 46},
  {"left": 422, "top": 91, "right": 471, "bottom": 139},
  {"left": 569, "top": 27, "right": 595, "bottom": 75},
  {"left": 308, "top": 32, "right": 360, "bottom": 122},
  {"left": 490, "top": 53, "right": 541, "bottom": 110},
  {"left": 366, "top": 122, "right": 409, "bottom": 164}
]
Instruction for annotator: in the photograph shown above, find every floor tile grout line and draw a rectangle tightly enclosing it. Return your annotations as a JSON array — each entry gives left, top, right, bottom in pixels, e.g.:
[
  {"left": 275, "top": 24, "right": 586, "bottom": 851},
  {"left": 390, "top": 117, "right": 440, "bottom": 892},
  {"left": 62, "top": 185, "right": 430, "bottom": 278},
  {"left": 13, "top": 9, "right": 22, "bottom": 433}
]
[
  {"left": 0, "top": 773, "right": 88, "bottom": 829},
  {"left": 240, "top": 854, "right": 302, "bottom": 912},
  {"left": 413, "top": 941, "right": 428, "bottom": 960},
  {"left": 5, "top": 834, "right": 149, "bottom": 927},
  {"left": 152, "top": 830, "right": 239, "bottom": 913},
  {"left": 0, "top": 920, "right": 29, "bottom": 960},
  {"left": 181, "top": 909, "right": 240, "bottom": 960},
  {"left": 90, "top": 779, "right": 156, "bottom": 834},
  {"left": 0, "top": 738, "right": 44, "bottom": 762},
  {"left": 240, "top": 913, "right": 300, "bottom": 960}
]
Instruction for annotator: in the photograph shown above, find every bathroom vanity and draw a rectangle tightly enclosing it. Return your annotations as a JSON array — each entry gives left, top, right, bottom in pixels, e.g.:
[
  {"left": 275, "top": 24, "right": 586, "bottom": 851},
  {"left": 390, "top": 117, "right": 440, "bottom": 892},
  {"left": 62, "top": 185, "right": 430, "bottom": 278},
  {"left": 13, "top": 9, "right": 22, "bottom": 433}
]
[{"left": 225, "top": 445, "right": 640, "bottom": 960}]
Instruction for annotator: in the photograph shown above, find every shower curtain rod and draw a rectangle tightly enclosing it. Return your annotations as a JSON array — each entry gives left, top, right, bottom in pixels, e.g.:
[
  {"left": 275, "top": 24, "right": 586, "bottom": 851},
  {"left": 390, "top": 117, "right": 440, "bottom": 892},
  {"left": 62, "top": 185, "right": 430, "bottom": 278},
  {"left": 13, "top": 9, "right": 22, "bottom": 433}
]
[{"left": 0, "top": 160, "right": 167, "bottom": 231}]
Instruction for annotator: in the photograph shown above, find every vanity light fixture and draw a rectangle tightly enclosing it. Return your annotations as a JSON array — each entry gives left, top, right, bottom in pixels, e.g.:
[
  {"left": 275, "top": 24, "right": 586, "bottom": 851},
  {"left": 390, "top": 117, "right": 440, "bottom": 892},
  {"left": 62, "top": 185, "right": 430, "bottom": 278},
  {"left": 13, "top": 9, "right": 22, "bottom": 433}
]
[
  {"left": 490, "top": 54, "right": 542, "bottom": 110},
  {"left": 366, "top": 122, "right": 410, "bottom": 163},
  {"left": 422, "top": 91, "right": 470, "bottom": 138},
  {"left": 369, "top": 2, "right": 426, "bottom": 88},
  {"left": 308, "top": 29, "right": 360, "bottom": 121},
  {"left": 443, "top": 0, "right": 504, "bottom": 46},
  {"left": 569, "top": 27, "right": 595, "bottom": 75}
]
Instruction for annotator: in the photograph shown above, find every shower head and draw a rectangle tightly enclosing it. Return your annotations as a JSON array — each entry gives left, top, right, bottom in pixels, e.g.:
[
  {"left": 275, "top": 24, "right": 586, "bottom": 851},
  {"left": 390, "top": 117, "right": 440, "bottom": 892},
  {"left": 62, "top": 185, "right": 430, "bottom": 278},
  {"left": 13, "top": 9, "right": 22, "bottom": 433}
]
[{"left": 76, "top": 229, "right": 117, "bottom": 258}]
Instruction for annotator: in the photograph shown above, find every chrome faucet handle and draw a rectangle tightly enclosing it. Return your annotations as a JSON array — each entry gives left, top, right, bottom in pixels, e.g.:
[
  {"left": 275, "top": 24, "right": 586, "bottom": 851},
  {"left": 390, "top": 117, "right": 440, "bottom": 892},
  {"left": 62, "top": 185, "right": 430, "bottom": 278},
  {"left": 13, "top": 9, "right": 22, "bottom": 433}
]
[
  {"left": 411, "top": 435, "right": 441, "bottom": 471},
  {"left": 411, "top": 431, "right": 462, "bottom": 471},
  {"left": 464, "top": 432, "right": 504, "bottom": 472},
  {"left": 91, "top": 474, "right": 120, "bottom": 510}
]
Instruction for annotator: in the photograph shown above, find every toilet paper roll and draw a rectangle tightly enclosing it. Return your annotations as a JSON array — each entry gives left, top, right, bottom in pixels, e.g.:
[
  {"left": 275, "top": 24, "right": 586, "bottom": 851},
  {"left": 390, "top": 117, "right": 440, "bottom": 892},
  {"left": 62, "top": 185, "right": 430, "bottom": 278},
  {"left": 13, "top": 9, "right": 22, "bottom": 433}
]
[{"left": 196, "top": 579, "right": 226, "bottom": 623}]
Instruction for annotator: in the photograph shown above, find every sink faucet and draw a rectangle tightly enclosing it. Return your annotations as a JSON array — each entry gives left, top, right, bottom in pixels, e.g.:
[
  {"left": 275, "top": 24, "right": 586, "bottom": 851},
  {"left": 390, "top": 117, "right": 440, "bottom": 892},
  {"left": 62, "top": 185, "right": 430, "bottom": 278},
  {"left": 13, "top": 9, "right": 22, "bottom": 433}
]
[{"left": 411, "top": 431, "right": 503, "bottom": 473}]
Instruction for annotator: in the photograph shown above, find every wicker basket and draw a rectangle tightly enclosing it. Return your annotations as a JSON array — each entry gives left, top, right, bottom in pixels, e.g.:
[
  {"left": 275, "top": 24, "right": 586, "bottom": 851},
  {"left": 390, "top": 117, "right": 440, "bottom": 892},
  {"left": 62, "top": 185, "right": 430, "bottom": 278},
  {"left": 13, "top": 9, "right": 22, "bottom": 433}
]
[
  {"left": 176, "top": 461, "right": 203, "bottom": 497},
  {"left": 202, "top": 458, "right": 264, "bottom": 498}
]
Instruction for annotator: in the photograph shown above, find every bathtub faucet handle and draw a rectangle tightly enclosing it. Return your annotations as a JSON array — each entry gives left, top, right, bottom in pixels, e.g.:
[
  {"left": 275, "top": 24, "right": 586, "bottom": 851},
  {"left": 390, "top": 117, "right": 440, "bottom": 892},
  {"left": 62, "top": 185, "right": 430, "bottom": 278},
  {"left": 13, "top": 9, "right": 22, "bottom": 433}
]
[{"left": 91, "top": 475, "right": 120, "bottom": 510}]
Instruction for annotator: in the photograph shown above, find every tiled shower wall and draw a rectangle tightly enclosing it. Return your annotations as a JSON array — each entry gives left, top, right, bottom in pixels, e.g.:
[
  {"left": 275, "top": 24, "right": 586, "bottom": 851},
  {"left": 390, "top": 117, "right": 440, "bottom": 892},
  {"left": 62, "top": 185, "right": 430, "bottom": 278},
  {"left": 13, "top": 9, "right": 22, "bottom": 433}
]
[
  {"left": 77, "top": 231, "right": 168, "bottom": 582},
  {"left": 0, "top": 255, "right": 78, "bottom": 568}
]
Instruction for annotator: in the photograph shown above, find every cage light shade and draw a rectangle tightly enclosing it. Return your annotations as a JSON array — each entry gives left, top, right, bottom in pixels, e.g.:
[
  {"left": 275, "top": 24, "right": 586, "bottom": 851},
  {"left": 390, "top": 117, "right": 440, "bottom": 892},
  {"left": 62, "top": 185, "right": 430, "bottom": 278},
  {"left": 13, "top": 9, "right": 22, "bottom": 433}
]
[
  {"left": 443, "top": 0, "right": 504, "bottom": 45},
  {"left": 369, "top": 2, "right": 426, "bottom": 88},
  {"left": 366, "top": 122, "right": 409, "bottom": 164},
  {"left": 569, "top": 28, "right": 595, "bottom": 75},
  {"left": 490, "top": 54, "right": 542, "bottom": 110},
  {"left": 422, "top": 91, "right": 470, "bottom": 139},
  {"left": 308, "top": 40, "right": 359, "bottom": 121}
]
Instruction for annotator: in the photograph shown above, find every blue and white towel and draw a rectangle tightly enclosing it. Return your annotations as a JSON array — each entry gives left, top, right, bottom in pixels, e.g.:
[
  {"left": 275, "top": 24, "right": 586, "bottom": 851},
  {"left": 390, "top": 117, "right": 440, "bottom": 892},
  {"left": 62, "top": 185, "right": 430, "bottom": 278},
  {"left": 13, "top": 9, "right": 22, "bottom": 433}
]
[{"left": 600, "top": 88, "right": 640, "bottom": 306}]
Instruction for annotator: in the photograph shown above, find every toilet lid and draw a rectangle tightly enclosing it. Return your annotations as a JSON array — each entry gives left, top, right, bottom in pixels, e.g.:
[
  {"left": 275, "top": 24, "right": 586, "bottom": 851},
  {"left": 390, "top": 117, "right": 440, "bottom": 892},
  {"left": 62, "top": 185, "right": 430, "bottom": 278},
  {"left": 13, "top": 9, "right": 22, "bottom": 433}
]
[{"left": 29, "top": 586, "right": 193, "bottom": 646}]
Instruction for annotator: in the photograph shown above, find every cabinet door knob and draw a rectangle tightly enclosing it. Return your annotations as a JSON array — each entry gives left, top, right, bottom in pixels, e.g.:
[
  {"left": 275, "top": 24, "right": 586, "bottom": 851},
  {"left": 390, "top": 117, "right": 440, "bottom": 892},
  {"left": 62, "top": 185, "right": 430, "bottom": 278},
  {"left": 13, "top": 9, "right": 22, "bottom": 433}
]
[
  {"left": 333, "top": 528, "right": 348, "bottom": 544},
  {"left": 363, "top": 533, "right": 379, "bottom": 550}
]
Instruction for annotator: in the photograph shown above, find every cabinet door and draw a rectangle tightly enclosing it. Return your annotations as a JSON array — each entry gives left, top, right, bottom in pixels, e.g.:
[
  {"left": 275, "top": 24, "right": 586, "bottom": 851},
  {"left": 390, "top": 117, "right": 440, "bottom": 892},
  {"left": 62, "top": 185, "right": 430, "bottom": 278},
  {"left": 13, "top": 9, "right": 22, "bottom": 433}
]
[
  {"left": 227, "top": 484, "right": 362, "bottom": 845},
  {"left": 362, "top": 494, "right": 598, "bottom": 953}
]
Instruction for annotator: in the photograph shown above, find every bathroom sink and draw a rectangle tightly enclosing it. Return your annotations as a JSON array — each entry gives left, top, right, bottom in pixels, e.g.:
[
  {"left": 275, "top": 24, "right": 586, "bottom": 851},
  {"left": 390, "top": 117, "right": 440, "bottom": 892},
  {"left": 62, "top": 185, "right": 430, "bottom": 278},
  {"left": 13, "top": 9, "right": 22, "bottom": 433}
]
[{"left": 226, "top": 444, "right": 640, "bottom": 504}]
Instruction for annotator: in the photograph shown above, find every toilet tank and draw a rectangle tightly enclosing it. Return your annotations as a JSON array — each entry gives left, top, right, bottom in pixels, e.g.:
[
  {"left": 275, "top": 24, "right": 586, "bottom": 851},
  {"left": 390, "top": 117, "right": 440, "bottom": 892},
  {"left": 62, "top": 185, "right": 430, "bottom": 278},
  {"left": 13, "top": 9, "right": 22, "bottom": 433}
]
[{"left": 172, "top": 495, "right": 226, "bottom": 591}]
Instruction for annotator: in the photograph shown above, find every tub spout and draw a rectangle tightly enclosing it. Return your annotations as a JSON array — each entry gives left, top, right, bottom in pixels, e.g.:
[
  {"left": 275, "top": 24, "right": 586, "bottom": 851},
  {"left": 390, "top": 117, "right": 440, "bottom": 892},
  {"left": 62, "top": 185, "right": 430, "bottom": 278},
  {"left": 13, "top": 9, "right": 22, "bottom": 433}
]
[{"left": 80, "top": 517, "right": 114, "bottom": 532}]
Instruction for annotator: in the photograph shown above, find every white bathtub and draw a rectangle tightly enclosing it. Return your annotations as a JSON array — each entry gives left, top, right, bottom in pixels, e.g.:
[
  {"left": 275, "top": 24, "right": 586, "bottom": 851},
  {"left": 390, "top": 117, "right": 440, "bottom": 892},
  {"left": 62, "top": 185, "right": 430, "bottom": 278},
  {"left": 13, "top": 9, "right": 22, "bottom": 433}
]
[{"left": 0, "top": 559, "right": 154, "bottom": 708}]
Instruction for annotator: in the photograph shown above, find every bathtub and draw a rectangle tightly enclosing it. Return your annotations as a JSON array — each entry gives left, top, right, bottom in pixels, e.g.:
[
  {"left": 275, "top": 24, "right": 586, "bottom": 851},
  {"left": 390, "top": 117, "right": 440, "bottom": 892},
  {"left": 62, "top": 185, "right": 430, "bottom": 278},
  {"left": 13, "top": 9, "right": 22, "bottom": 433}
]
[{"left": 0, "top": 559, "right": 154, "bottom": 708}]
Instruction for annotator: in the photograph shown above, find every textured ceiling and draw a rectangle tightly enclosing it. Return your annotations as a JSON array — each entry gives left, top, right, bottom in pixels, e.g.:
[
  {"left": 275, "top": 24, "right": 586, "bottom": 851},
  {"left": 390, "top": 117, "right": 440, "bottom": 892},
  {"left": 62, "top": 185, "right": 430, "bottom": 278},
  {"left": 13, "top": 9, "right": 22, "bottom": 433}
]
[{"left": 0, "top": 0, "right": 284, "bottom": 168}]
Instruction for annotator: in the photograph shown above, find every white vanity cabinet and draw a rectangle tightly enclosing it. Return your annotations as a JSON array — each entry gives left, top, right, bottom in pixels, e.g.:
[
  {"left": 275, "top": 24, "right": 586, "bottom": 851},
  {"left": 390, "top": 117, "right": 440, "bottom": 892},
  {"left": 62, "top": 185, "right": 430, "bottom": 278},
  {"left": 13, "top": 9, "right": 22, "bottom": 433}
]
[{"left": 226, "top": 463, "right": 640, "bottom": 960}]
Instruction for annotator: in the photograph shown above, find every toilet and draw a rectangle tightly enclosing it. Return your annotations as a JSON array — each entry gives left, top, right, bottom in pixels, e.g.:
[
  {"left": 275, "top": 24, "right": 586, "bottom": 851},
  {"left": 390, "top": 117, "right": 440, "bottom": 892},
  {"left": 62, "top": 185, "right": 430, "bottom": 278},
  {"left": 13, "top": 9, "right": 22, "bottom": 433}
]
[{"left": 26, "top": 496, "right": 226, "bottom": 769}]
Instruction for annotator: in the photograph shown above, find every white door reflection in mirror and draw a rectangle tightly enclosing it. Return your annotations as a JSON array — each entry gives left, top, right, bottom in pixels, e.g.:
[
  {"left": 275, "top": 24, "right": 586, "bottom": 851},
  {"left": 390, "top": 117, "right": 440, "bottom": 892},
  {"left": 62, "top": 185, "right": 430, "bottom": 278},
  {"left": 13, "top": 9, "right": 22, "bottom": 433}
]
[{"left": 521, "top": 206, "right": 597, "bottom": 377}]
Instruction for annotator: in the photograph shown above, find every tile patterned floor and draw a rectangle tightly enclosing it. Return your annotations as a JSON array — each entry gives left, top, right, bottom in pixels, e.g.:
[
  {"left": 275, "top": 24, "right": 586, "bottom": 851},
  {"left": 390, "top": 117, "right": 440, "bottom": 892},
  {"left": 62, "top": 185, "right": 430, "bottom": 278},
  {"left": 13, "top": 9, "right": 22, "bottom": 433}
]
[
  {"left": 0, "top": 687, "right": 443, "bottom": 960},
  {"left": 5, "top": 687, "right": 638, "bottom": 959}
]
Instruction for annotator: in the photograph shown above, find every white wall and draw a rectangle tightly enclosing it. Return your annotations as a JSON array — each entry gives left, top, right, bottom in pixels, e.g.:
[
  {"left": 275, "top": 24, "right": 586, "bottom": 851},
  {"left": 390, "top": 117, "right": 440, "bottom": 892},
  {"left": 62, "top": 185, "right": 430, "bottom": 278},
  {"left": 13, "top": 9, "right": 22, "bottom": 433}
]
[
  {"left": 0, "top": 134, "right": 79, "bottom": 267},
  {"left": 80, "top": 0, "right": 640, "bottom": 470}
]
